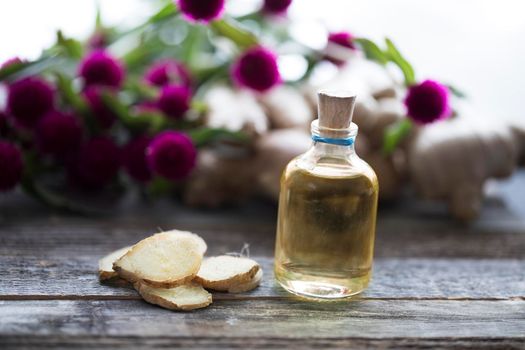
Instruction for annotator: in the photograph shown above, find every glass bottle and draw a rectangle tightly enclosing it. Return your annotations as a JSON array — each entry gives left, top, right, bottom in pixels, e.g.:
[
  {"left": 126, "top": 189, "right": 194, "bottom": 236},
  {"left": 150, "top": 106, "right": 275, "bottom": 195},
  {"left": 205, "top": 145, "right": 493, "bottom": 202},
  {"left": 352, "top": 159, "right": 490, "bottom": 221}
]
[{"left": 274, "top": 91, "right": 379, "bottom": 299}]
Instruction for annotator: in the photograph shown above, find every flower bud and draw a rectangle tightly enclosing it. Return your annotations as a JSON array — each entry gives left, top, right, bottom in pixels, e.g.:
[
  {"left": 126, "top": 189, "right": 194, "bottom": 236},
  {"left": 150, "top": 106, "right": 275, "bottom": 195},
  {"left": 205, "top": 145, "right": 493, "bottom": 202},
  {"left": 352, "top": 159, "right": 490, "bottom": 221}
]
[
  {"left": 404, "top": 80, "right": 451, "bottom": 124},
  {"left": 146, "top": 131, "right": 196, "bottom": 181},
  {"left": 232, "top": 47, "right": 281, "bottom": 92}
]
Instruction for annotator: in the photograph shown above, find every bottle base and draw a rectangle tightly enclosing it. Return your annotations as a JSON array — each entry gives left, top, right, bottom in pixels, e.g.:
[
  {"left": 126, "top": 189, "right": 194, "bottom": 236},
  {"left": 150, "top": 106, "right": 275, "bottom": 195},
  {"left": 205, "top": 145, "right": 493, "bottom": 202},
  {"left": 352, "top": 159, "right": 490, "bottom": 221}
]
[{"left": 275, "top": 265, "right": 370, "bottom": 300}]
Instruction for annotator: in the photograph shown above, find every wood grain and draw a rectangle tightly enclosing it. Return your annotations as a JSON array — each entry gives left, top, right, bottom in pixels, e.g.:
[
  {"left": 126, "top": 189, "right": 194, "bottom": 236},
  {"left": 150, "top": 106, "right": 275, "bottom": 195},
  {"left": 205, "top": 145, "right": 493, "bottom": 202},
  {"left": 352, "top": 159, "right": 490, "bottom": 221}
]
[
  {"left": 1, "top": 256, "right": 524, "bottom": 300},
  {"left": 2, "top": 337, "right": 523, "bottom": 350},
  {"left": 1, "top": 208, "right": 525, "bottom": 259},
  {"left": 0, "top": 173, "right": 524, "bottom": 348},
  {"left": 0, "top": 300, "right": 523, "bottom": 340}
]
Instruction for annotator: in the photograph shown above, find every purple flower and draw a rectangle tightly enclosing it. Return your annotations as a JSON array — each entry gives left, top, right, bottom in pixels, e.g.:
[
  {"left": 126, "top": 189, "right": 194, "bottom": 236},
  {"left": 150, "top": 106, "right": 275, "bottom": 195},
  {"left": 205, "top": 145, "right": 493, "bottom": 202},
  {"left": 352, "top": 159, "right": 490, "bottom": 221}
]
[
  {"left": 0, "top": 140, "right": 24, "bottom": 192},
  {"left": 404, "top": 80, "right": 451, "bottom": 124},
  {"left": 70, "top": 137, "right": 120, "bottom": 189},
  {"left": 36, "top": 111, "right": 83, "bottom": 156},
  {"left": 6, "top": 77, "right": 54, "bottom": 128},
  {"left": 326, "top": 31, "right": 356, "bottom": 66},
  {"left": 262, "top": 0, "right": 292, "bottom": 15},
  {"left": 146, "top": 131, "right": 196, "bottom": 181},
  {"left": 83, "top": 86, "right": 117, "bottom": 129},
  {"left": 157, "top": 85, "right": 191, "bottom": 119},
  {"left": 122, "top": 135, "right": 153, "bottom": 183},
  {"left": 232, "top": 46, "right": 281, "bottom": 92},
  {"left": 78, "top": 50, "right": 124, "bottom": 88},
  {"left": 1, "top": 57, "right": 23, "bottom": 69},
  {"left": 328, "top": 31, "right": 356, "bottom": 50},
  {"left": 0, "top": 112, "right": 11, "bottom": 137},
  {"left": 176, "top": 0, "right": 225, "bottom": 23},
  {"left": 144, "top": 59, "right": 192, "bottom": 88}
]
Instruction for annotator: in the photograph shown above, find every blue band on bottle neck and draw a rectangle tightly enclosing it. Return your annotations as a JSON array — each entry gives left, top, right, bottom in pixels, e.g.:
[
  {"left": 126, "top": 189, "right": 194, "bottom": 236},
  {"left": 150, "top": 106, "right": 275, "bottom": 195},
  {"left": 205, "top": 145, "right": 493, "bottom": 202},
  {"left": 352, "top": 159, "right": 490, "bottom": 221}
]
[{"left": 312, "top": 135, "right": 355, "bottom": 146}]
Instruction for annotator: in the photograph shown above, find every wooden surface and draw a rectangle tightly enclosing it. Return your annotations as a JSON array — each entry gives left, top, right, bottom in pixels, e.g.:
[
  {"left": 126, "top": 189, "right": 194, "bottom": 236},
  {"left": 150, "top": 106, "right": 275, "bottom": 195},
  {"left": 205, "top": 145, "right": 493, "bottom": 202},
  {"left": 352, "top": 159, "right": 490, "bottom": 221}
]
[{"left": 1, "top": 172, "right": 525, "bottom": 349}]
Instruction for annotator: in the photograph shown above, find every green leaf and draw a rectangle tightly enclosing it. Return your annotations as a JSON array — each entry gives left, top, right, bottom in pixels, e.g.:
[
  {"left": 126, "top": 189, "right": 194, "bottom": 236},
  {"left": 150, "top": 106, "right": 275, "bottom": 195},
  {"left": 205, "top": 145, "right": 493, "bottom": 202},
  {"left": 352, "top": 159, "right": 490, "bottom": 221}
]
[
  {"left": 383, "top": 119, "right": 413, "bottom": 154},
  {"left": 100, "top": 91, "right": 167, "bottom": 133},
  {"left": 0, "top": 61, "right": 33, "bottom": 81},
  {"left": 188, "top": 127, "right": 248, "bottom": 147},
  {"left": 95, "top": 1, "right": 103, "bottom": 29},
  {"left": 384, "top": 38, "right": 416, "bottom": 86},
  {"left": 210, "top": 18, "right": 258, "bottom": 49},
  {"left": 354, "top": 38, "right": 388, "bottom": 65},
  {"left": 54, "top": 73, "right": 88, "bottom": 113},
  {"left": 190, "top": 100, "right": 208, "bottom": 114},
  {"left": 148, "top": 1, "right": 178, "bottom": 24},
  {"left": 124, "top": 79, "right": 159, "bottom": 100},
  {"left": 181, "top": 25, "right": 206, "bottom": 68},
  {"left": 446, "top": 84, "right": 467, "bottom": 99},
  {"left": 147, "top": 177, "right": 175, "bottom": 196},
  {"left": 56, "top": 30, "right": 84, "bottom": 59}
]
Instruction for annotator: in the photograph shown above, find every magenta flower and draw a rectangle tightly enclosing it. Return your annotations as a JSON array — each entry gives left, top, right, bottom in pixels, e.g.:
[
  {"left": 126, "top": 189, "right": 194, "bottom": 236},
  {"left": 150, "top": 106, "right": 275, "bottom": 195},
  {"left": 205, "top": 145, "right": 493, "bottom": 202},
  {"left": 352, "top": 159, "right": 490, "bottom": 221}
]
[
  {"left": 328, "top": 31, "right": 356, "bottom": 50},
  {"left": 326, "top": 31, "right": 356, "bottom": 66},
  {"left": 0, "top": 140, "right": 24, "bottom": 192},
  {"left": 78, "top": 50, "right": 124, "bottom": 88},
  {"left": 83, "top": 86, "right": 117, "bottom": 129},
  {"left": 176, "top": 0, "right": 225, "bottom": 23},
  {"left": 36, "top": 111, "right": 83, "bottom": 156},
  {"left": 404, "top": 80, "right": 451, "bottom": 124},
  {"left": 0, "top": 112, "right": 10, "bottom": 137},
  {"left": 144, "top": 59, "right": 192, "bottom": 88},
  {"left": 232, "top": 46, "right": 281, "bottom": 92},
  {"left": 122, "top": 135, "right": 153, "bottom": 183},
  {"left": 1, "top": 57, "right": 23, "bottom": 69},
  {"left": 146, "top": 131, "right": 196, "bottom": 181},
  {"left": 157, "top": 85, "right": 191, "bottom": 119},
  {"left": 262, "top": 0, "right": 292, "bottom": 15},
  {"left": 6, "top": 77, "right": 54, "bottom": 129},
  {"left": 70, "top": 137, "right": 120, "bottom": 189}
]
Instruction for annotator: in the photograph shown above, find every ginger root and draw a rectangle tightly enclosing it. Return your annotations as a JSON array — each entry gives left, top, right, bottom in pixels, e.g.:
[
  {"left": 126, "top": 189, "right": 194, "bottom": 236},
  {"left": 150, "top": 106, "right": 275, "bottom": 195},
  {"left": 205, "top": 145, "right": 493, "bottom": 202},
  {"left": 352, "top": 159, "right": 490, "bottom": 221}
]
[
  {"left": 255, "top": 129, "right": 311, "bottom": 200},
  {"left": 114, "top": 232, "right": 203, "bottom": 288},
  {"left": 195, "top": 255, "right": 260, "bottom": 292},
  {"left": 204, "top": 85, "right": 268, "bottom": 137},
  {"left": 184, "top": 148, "right": 257, "bottom": 208},
  {"left": 99, "top": 229, "right": 263, "bottom": 311},
  {"left": 135, "top": 281, "right": 212, "bottom": 311},
  {"left": 258, "top": 85, "right": 313, "bottom": 129},
  {"left": 408, "top": 105, "right": 519, "bottom": 221},
  {"left": 228, "top": 269, "right": 263, "bottom": 293},
  {"left": 98, "top": 246, "right": 131, "bottom": 281}
]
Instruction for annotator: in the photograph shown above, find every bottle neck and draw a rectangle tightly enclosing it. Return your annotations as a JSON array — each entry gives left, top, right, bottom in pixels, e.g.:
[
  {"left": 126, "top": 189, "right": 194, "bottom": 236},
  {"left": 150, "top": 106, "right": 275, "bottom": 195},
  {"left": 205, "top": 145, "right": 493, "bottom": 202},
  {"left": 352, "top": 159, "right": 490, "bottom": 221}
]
[
  {"left": 312, "top": 137, "right": 356, "bottom": 157},
  {"left": 310, "top": 119, "right": 358, "bottom": 157}
]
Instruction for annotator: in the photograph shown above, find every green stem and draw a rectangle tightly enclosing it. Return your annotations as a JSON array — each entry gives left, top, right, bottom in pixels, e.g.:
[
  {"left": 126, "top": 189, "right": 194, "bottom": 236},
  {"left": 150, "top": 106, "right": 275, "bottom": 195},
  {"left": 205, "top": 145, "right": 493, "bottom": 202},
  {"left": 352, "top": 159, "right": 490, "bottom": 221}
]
[
  {"left": 210, "top": 18, "right": 258, "bottom": 49},
  {"left": 20, "top": 175, "right": 93, "bottom": 214}
]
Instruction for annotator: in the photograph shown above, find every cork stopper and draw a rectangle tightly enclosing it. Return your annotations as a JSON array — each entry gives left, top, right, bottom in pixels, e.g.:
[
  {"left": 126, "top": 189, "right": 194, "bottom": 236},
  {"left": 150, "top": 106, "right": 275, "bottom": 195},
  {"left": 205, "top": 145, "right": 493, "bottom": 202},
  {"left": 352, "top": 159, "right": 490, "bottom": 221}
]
[{"left": 317, "top": 90, "right": 356, "bottom": 131}]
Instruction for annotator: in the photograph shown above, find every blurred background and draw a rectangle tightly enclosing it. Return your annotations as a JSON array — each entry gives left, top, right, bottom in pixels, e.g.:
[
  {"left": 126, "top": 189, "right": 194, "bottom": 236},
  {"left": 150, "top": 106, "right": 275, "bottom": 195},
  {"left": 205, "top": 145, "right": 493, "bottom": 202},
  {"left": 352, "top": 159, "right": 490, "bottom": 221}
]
[
  {"left": 1, "top": 0, "right": 524, "bottom": 122},
  {"left": 0, "top": 0, "right": 524, "bottom": 222}
]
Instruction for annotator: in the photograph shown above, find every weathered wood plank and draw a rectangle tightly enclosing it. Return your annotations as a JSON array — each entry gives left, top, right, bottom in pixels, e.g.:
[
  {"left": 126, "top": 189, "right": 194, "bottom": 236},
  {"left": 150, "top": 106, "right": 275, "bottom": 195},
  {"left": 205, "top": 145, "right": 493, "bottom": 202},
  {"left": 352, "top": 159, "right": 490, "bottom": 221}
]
[
  {"left": 0, "top": 300, "right": 523, "bottom": 341},
  {"left": 2, "top": 215, "right": 525, "bottom": 259},
  {"left": 1, "top": 256, "right": 524, "bottom": 300},
  {"left": 2, "top": 336, "right": 524, "bottom": 350}
]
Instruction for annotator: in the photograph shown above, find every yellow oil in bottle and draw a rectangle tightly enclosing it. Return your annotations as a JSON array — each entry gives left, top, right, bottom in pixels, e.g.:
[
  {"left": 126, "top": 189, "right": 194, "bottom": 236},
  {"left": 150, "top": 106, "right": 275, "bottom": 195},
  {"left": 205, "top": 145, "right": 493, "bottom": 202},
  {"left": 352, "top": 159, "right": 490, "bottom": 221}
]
[{"left": 274, "top": 90, "right": 378, "bottom": 299}]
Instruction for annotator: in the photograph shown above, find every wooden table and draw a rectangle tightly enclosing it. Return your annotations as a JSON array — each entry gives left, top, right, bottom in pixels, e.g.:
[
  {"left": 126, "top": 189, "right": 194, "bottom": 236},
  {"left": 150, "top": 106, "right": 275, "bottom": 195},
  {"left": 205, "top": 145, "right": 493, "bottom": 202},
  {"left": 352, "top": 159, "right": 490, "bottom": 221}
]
[{"left": 1, "top": 172, "right": 524, "bottom": 349}]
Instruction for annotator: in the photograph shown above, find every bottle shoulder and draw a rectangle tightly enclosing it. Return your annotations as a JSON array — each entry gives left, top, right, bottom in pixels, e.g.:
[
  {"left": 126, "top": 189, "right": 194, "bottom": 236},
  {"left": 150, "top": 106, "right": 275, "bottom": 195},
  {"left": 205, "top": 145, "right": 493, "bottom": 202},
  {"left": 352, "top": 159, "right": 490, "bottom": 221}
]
[{"left": 284, "top": 150, "right": 377, "bottom": 183}]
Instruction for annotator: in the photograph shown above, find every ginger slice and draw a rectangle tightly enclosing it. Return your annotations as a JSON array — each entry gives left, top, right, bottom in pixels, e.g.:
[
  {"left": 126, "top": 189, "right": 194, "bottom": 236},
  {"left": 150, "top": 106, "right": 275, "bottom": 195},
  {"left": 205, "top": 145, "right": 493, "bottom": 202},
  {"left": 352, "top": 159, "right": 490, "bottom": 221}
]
[
  {"left": 98, "top": 246, "right": 131, "bottom": 281},
  {"left": 114, "top": 233, "right": 202, "bottom": 288},
  {"left": 162, "top": 229, "right": 207, "bottom": 256},
  {"left": 195, "top": 255, "right": 260, "bottom": 291},
  {"left": 228, "top": 269, "right": 263, "bottom": 293},
  {"left": 135, "top": 282, "right": 212, "bottom": 311}
]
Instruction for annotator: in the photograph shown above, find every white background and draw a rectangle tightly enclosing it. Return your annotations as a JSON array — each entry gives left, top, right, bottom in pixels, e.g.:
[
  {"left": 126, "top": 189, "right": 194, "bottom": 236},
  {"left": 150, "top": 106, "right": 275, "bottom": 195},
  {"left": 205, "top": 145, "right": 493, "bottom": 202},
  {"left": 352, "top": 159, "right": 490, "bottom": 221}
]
[{"left": 0, "top": 0, "right": 523, "bottom": 121}]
